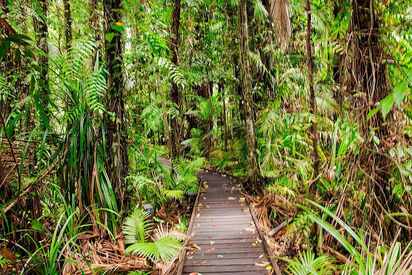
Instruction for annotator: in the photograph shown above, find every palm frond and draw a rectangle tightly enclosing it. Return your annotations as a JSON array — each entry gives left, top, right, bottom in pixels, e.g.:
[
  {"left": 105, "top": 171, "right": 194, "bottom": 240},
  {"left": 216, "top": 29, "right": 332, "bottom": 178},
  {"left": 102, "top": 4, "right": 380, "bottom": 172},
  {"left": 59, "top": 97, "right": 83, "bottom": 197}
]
[
  {"left": 269, "top": 0, "right": 291, "bottom": 50},
  {"left": 125, "top": 225, "right": 184, "bottom": 263},
  {"left": 122, "top": 208, "right": 153, "bottom": 244},
  {"left": 288, "top": 250, "right": 335, "bottom": 275}
]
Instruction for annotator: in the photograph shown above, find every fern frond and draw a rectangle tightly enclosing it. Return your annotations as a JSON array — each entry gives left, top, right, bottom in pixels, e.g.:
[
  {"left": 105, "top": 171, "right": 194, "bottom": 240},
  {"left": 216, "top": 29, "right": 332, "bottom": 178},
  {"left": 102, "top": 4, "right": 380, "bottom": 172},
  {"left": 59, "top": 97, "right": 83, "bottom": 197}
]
[
  {"left": 157, "top": 57, "right": 186, "bottom": 89},
  {"left": 161, "top": 189, "right": 184, "bottom": 200},
  {"left": 85, "top": 68, "right": 107, "bottom": 115},
  {"left": 0, "top": 74, "right": 12, "bottom": 102}
]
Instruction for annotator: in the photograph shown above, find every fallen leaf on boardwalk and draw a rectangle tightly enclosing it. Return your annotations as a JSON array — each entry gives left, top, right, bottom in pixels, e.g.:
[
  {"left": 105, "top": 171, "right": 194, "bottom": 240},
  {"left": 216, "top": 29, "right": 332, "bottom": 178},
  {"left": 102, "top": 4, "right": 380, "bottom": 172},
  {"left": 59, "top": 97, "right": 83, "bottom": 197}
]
[
  {"left": 210, "top": 241, "right": 215, "bottom": 245},
  {"left": 217, "top": 254, "right": 224, "bottom": 258},
  {"left": 255, "top": 260, "right": 270, "bottom": 267},
  {"left": 227, "top": 196, "right": 236, "bottom": 200},
  {"left": 245, "top": 227, "right": 256, "bottom": 233},
  {"left": 239, "top": 197, "right": 245, "bottom": 203}
]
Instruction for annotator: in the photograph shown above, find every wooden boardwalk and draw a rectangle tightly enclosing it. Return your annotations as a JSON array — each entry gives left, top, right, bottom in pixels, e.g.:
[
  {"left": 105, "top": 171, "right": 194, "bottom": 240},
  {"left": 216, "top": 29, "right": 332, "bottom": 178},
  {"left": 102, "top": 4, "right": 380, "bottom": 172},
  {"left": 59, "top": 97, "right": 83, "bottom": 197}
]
[{"left": 181, "top": 171, "right": 269, "bottom": 275}]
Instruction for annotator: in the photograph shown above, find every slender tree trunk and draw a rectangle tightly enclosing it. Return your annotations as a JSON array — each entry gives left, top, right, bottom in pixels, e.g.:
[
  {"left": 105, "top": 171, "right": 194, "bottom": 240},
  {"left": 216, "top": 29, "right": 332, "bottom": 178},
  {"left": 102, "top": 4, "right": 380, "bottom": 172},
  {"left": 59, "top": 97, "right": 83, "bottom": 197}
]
[
  {"left": 32, "top": 0, "right": 50, "bottom": 130},
  {"left": 0, "top": 2, "right": 11, "bottom": 117},
  {"left": 239, "top": 0, "right": 259, "bottom": 186},
  {"left": 219, "top": 81, "right": 228, "bottom": 151},
  {"left": 305, "top": 0, "right": 320, "bottom": 183},
  {"left": 63, "top": 0, "right": 72, "bottom": 51},
  {"left": 0, "top": 0, "right": 8, "bottom": 14},
  {"left": 90, "top": 0, "right": 100, "bottom": 66},
  {"left": 103, "top": 0, "right": 128, "bottom": 210},
  {"left": 332, "top": 1, "right": 344, "bottom": 110},
  {"left": 169, "top": 0, "right": 181, "bottom": 160}
]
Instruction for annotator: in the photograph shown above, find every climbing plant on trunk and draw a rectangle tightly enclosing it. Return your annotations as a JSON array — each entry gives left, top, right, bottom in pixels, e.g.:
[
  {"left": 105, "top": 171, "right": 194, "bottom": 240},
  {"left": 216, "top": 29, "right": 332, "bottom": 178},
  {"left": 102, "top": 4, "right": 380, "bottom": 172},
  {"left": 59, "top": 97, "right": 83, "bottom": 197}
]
[
  {"left": 305, "top": 0, "right": 320, "bottom": 184},
  {"left": 342, "top": 0, "right": 395, "bottom": 237},
  {"left": 32, "top": 0, "right": 50, "bottom": 130},
  {"left": 103, "top": 0, "right": 128, "bottom": 210},
  {"left": 239, "top": 0, "right": 259, "bottom": 186},
  {"left": 168, "top": 0, "right": 181, "bottom": 161},
  {"left": 63, "top": 0, "right": 72, "bottom": 51}
]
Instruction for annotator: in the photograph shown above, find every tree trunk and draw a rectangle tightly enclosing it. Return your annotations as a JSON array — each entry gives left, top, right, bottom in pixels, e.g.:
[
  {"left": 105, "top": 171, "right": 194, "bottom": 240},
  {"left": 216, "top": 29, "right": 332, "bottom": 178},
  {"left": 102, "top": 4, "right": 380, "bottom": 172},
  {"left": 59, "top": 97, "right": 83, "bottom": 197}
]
[
  {"left": 219, "top": 81, "right": 228, "bottom": 151},
  {"left": 103, "top": 0, "right": 128, "bottom": 210},
  {"left": 32, "top": 0, "right": 50, "bottom": 131},
  {"left": 305, "top": 0, "right": 320, "bottom": 183},
  {"left": 345, "top": 0, "right": 392, "bottom": 196},
  {"left": 63, "top": 0, "right": 72, "bottom": 51},
  {"left": 239, "top": 0, "right": 259, "bottom": 186},
  {"left": 332, "top": 1, "right": 345, "bottom": 110},
  {"left": 169, "top": 0, "right": 181, "bottom": 160},
  {"left": 90, "top": 0, "right": 100, "bottom": 66},
  {"left": 0, "top": 0, "right": 8, "bottom": 14}
]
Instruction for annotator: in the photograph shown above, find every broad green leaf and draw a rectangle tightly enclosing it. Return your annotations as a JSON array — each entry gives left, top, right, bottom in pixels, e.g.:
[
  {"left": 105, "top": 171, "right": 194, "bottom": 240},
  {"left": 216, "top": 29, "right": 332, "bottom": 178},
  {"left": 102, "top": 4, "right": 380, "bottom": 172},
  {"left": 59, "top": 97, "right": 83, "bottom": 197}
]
[
  {"left": 393, "top": 81, "right": 409, "bottom": 106},
  {"left": 379, "top": 94, "right": 395, "bottom": 119}
]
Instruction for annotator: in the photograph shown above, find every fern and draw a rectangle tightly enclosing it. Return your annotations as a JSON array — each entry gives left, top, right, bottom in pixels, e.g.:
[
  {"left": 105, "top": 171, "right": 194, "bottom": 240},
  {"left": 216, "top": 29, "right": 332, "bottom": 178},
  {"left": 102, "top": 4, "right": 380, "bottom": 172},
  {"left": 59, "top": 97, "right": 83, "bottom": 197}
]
[
  {"left": 84, "top": 68, "right": 106, "bottom": 115},
  {"left": 161, "top": 189, "right": 185, "bottom": 200},
  {"left": 157, "top": 57, "right": 186, "bottom": 89},
  {"left": 0, "top": 73, "right": 12, "bottom": 102}
]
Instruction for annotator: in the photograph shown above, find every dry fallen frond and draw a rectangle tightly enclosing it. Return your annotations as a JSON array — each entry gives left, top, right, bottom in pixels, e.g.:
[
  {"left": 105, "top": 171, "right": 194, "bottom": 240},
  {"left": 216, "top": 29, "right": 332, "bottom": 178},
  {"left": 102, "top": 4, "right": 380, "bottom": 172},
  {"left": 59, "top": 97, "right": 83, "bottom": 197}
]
[
  {"left": 269, "top": 0, "right": 291, "bottom": 50},
  {"left": 62, "top": 238, "right": 148, "bottom": 275}
]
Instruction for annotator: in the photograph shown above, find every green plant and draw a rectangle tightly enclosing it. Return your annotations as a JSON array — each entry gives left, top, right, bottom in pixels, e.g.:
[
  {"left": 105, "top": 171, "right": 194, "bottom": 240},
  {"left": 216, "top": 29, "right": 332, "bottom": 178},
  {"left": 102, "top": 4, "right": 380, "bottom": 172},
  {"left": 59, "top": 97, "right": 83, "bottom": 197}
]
[
  {"left": 173, "top": 157, "right": 204, "bottom": 194},
  {"left": 23, "top": 211, "right": 79, "bottom": 275},
  {"left": 0, "top": 255, "right": 10, "bottom": 268},
  {"left": 123, "top": 208, "right": 185, "bottom": 263},
  {"left": 128, "top": 271, "right": 149, "bottom": 275},
  {"left": 306, "top": 200, "right": 412, "bottom": 274},
  {"left": 287, "top": 250, "right": 335, "bottom": 275},
  {"left": 126, "top": 226, "right": 184, "bottom": 263},
  {"left": 123, "top": 208, "right": 152, "bottom": 244}
]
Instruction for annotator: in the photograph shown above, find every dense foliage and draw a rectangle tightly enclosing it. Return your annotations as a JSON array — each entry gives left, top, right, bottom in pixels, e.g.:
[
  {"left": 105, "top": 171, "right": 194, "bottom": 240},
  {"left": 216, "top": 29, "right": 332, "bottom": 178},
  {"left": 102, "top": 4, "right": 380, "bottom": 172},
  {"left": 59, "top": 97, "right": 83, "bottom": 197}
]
[{"left": 1, "top": 0, "right": 412, "bottom": 274}]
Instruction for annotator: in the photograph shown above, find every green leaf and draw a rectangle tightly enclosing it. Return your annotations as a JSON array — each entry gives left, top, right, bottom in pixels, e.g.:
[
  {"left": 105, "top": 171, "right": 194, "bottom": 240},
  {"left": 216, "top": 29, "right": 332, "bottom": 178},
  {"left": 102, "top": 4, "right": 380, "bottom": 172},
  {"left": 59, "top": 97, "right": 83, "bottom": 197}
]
[
  {"left": 393, "top": 81, "right": 409, "bottom": 106},
  {"left": 111, "top": 22, "right": 125, "bottom": 33},
  {"left": 367, "top": 107, "right": 379, "bottom": 120},
  {"left": 379, "top": 94, "right": 394, "bottom": 119},
  {"left": 0, "top": 40, "right": 11, "bottom": 59},
  {"left": 7, "top": 34, "right": 31, "bottom": 46},
  {"left": 105, "top": 32, "right": 115, "bottom": 42},
  {"left": 31, "top": 219, "right": 44, "bottom": 232}
]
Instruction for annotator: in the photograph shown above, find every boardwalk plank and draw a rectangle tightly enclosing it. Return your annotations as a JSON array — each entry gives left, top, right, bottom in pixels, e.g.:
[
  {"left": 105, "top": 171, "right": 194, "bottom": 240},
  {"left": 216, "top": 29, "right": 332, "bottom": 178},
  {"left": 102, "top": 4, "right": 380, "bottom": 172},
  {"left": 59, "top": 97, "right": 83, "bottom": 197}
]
[{"left": 181, "top": 172, "right": 269, "bottom": 274}]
